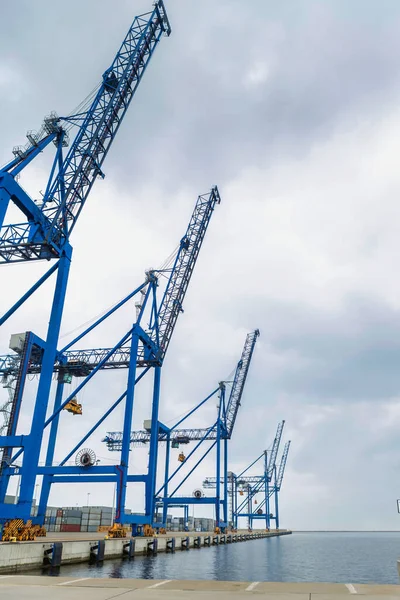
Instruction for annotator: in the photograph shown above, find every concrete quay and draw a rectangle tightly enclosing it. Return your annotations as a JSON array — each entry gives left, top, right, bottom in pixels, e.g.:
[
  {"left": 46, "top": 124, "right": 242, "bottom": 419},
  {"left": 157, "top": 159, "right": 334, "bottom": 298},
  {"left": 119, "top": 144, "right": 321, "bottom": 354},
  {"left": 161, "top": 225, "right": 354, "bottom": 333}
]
[
  {"left": 0, "top": 529, "right": 291, "bottom": 574},
  {"left": 1, "top": 576, "right": 400, "bottom": 599}
]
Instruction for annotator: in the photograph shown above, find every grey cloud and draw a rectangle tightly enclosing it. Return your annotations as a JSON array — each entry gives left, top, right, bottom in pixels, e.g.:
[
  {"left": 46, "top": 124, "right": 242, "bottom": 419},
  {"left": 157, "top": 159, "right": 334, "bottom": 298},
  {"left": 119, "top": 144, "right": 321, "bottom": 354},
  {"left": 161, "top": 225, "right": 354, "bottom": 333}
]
[
  {"left": 223, "top": 294, "right": 400, "bottom": 400},
  {"left": 3, "top": 0, "right": 400, "bottom": 191}
]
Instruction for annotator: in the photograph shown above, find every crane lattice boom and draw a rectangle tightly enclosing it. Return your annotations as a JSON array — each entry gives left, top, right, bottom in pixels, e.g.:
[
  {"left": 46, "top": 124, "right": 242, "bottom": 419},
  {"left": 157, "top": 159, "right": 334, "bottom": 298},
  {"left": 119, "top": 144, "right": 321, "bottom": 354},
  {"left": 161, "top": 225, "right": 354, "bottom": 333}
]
[
  {"left": 268, "top": 420, "right": 284, "bottom": 477},
  {"left": 224, "top": 329, "right": 259, "bottom": 438},
  {"left": 0, "top": 1, "right": 170, "bottom": 263},
  {"left": 150, "top": 186, "right": 221, "bottom": 363},
  {"left": 103, "top": 327, "right": 258, "bottom": 450},
  {"left": 276, "top": 440, "right": 291, "bottom": 490}
]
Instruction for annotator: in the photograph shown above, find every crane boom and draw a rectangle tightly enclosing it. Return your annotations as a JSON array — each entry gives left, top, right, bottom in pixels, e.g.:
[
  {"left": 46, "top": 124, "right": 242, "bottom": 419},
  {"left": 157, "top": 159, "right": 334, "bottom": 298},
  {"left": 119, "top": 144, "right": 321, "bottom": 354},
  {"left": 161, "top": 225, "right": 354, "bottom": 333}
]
[
  {"left": 203, "top": 475, "right": 263, "bottom": 487},
  {"left": 0, "top": 1, "right": 170, "bottom": 263},
  {"left": 225, "top": 329, "right": 259, "bottom": 438},
  {"left": 103, "top": 327, "right": 258, "bottom": 450},
  {"left": 276, "top": 440, "right": 291, "bottom": 490},
  {"left": 0, "top": 185, "right": 220, "bottom": 381},
  {"left": 268, "top": 420, "right": 284, "bottom": 477},
  {"left": 150, "top": 186, "right": 221, "bottom": 363}
]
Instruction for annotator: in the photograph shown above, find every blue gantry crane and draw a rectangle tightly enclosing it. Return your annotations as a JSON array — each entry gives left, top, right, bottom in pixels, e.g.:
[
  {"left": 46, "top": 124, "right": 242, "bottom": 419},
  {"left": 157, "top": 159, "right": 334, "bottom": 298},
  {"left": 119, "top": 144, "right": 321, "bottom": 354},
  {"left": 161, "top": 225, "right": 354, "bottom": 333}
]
[
  {"left": 203, "top": 421, "right": 290, "bottom": 530},
  {"left": 237, "top": 440, "right": 291, "bottom": 530},
  {"left": 104, "top": 329, "right": 260, "bottom": 532},
  {"left": 0, "top": 2, "right": 172, "bottom": 529},
  {"left": 0, "top": 185, "right": 220, "bottom": 534}
]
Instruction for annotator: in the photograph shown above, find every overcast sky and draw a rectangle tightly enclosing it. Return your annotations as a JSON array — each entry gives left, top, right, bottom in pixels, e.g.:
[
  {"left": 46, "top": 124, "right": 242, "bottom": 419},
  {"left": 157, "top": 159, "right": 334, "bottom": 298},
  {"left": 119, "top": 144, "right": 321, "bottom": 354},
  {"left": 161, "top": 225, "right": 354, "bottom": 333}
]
[{"left": 2, "top": 0, "right": 400, "bottom": 530}]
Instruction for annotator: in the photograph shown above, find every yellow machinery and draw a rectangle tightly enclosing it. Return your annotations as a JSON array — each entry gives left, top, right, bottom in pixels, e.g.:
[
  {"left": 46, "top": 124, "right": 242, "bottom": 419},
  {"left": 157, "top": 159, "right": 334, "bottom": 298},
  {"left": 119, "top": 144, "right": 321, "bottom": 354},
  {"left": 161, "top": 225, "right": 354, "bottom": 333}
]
[
  {"left": 178, "top": 452, "right": 185, "bottom": 463},
  {"left": 159, "top": 527, "right": 166, "bottom": 534},
  {"left": 214, "top": 526, "right": 221, "bottom": 534},
  {"left": 143, "top": 524, "right": 155, "bottom": 537},
  {"left": 2, "top": 519, "right": 46, "bottom": 541},
  {"left": 107, "top": 523, "right": 127, "bottom": 538},
  {"left": 63, "top": 397, "right": 82, "bottom": 415}
]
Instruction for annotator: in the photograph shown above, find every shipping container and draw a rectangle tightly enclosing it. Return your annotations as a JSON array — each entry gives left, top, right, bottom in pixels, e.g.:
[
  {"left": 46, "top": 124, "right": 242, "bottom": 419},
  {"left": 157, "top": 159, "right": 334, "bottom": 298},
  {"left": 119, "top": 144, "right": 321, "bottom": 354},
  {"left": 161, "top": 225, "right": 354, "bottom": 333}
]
[
  {"left": 60, "top": 524, "right": 80, "bottom": 532},
  {"left": 62, "top": 517, "right": 81, "bottom": 525},
  {"left": 63, "top": 509, "right": 82, "bottom": 518},
  {"left": 87, "top": 525, "right": 99, "bottom": 532}
]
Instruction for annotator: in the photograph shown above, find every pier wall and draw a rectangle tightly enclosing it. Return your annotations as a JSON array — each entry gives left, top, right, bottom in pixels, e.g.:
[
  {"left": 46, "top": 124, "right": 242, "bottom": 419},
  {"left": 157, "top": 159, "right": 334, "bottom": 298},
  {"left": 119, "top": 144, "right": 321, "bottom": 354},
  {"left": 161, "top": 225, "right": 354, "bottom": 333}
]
[{"left": 0, "top": 529, "right": 291, "bottom": 574}]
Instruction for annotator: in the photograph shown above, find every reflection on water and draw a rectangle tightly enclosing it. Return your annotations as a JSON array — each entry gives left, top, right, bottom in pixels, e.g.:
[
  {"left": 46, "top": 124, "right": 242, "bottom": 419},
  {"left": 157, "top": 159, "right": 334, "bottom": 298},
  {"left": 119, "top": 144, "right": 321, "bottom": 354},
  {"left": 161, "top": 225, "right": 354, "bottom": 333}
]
[{"left": 37, "top": 533, "right": 400, "bottom": 585}]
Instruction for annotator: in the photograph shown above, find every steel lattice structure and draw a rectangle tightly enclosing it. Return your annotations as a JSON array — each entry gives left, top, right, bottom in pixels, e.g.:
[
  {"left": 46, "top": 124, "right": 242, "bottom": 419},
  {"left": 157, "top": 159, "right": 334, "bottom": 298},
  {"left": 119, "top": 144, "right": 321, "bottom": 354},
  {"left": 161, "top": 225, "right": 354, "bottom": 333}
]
[
  {"left": 0, "top": 185, "right": 220, "bottom": 532},
  {"left": 129, "top": 330, "right": 260, "bottom": 532},
  {"left": 0, "top": 2, "right": 172, "bottom": 533},
  {"left": 103, "top": 329, "right": 260, "bottom": 450},
  {"left": 202, "top": 422, "right": 291, "bottom": 529},
  {"left": 0, "top": 2, "right": 170, "bottom": 263}
]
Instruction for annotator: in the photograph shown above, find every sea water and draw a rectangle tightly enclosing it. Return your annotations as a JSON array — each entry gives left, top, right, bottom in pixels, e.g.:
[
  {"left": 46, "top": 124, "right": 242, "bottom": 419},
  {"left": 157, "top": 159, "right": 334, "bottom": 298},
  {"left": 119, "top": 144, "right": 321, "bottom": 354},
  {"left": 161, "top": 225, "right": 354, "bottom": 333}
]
[{"left": 38, "top": 532, "right": 400, "bottom": 584}]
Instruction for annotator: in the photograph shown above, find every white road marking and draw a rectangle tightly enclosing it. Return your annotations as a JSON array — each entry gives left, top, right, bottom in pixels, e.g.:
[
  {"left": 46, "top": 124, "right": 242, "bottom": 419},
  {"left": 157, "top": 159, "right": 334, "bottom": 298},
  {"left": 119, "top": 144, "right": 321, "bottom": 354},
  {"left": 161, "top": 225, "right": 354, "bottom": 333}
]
[
  {"left": 147, "top": 580, "right": 172, "bottom": 589},
  {"left": 246, "top": 581, "right": 260, "bottom": 591},
  {"left": 58, "top": 577, "right": 91, "bottom": 586},
  {"left": 346, "top": 583, "right": 358, "bottom": 594}
]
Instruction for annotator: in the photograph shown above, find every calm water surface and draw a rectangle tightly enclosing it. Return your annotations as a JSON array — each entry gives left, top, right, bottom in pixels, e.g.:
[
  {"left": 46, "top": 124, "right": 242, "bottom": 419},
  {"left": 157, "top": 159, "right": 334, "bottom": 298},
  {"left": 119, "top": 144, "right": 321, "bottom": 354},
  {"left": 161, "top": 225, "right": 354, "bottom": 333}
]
[{"left": 39, "top": 532, "right": 400, "bottom": 584}]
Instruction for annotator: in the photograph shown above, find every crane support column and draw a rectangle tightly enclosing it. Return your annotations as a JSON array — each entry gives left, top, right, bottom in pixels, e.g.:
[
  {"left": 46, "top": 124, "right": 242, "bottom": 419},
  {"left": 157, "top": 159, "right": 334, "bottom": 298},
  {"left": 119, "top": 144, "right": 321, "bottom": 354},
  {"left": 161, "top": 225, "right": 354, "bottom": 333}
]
[
  {"left": 265, "top": 451, "right": 270, "bottom": 529},
  {"left": 115, "top": 330, "right": 140, "bottom": 523},
  {"left": 162, "top": 431, "right": 171, "bottom": 527},
  {"left": 6, "top": 250, "right": 71, "bottom": 521},
  {"left": 223, "top": 436, "right": 228, "bottom": 528},
  {"left": 274, "top": 467, "right": 280, "bottom": 528},
  {"left": 36, "top": 372, "right": 66, "bottom": 523},
  {"left": 146, "top": 366, "right": 162, "bottom": 521}
]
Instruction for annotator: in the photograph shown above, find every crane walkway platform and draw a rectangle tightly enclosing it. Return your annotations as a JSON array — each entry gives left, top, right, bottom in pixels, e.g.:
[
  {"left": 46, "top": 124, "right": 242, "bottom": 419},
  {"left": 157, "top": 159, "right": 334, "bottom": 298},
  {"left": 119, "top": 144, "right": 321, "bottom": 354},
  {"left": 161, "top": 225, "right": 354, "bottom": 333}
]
[{"left": 1, "top": 576, "right": 400, "bottom": 599}]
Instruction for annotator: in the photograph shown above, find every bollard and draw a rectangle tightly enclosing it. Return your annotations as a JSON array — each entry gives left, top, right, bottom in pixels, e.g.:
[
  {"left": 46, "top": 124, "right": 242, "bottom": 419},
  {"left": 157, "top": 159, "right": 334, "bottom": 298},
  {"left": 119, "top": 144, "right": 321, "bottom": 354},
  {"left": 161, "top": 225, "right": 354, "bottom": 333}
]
[
  {"left": 212, "top": 535, "right": 219, "bottom": 545},
  {"left": 204, "top": 535, "right": 211, "bottom": 547},
  {"left": 193, "top": 536, "right": 201, "bottom": 548}
]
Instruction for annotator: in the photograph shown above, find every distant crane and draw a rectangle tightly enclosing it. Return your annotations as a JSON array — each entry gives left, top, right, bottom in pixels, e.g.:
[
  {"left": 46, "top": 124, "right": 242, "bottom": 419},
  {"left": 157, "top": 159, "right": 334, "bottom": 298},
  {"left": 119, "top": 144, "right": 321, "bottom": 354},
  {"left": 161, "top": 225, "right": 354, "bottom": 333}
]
[
  {"left": 203, "top": 421, "right": 290, "bottom": 529},
  {"left": 0, "top": 2, "right": 171, "bottom": 528},
  {"left": 104, "top": 330, "right": 260, "bottom": 532},
  {"left": 103, "top": 330, "right": 260, "bottom": 449}
]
